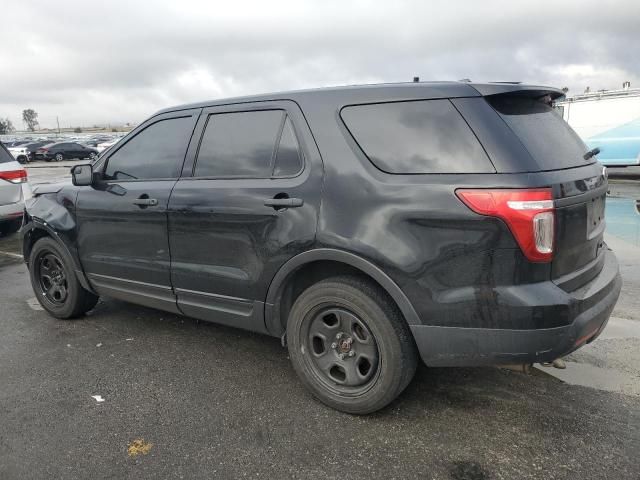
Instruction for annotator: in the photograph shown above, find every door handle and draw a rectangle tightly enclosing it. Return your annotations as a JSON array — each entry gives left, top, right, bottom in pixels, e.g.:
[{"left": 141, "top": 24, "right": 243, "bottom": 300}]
[
  {"left": 264, "top": 197, "right": 304, "bottom": 209},
  {"left": 133, "top": 197, "right": 158, "bottom": 207}
]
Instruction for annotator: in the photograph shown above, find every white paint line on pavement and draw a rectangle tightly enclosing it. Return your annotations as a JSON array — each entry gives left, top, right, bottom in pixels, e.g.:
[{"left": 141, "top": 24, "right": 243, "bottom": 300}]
[
  {"left": 91, "top": 395, "right": 105, "bottom": 403},
  {"left": 0, "top": 251, "right": 22, "bottom": 259}
]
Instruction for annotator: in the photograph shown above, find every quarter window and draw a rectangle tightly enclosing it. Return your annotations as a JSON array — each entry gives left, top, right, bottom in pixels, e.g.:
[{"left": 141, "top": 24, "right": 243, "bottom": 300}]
[
  {"left": 274, "top": 116, "right": 303, "bottom": 176},
  {"left": 0, "top": 144, "right": 13, "bottom": 164},
  {"left": 104, "top": 116, "right": 193, "bottom": 181},
  {"left": 341, "top": 99, "right": 494, "bottom": 174}
]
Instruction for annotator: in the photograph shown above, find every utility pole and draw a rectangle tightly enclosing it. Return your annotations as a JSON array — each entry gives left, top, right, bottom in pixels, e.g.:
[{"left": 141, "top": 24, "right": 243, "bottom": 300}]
[{"left": 56, "top": 116, "right": 60, "bottom": 135}]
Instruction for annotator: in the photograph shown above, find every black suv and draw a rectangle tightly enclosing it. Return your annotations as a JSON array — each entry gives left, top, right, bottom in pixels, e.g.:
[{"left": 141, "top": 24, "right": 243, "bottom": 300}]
[{"left": 22, "top": 82, "right": 622, "bottom": 414}]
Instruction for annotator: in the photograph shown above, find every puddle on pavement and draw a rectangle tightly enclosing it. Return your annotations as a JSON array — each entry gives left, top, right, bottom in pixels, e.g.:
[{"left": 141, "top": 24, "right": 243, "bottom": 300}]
[
  {"left": 534, "top": 317, "right": 640, "bottom": 397},
  {"left": 606, "top": 197, "right": 640, "bottom": 246},
  {"left": 598, "top": 316, "right": 640, "bottom": 339},
  {"left": 535, "top": 361, "right": 640, "bottom": 396}
]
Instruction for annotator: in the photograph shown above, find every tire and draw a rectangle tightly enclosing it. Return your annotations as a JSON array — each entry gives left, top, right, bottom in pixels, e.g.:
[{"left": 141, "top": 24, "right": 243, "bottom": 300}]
[
  {"left": 28, "top": 237, "right": 99, "bottom": 319},
  {"left": 89, "top": 152, "right": 98, "bottom": 160},
  {"left": 17, "top": 155, "right": 27, "bottom": 164},
  {"left": 287, "top": 275, "right": 418, "bottom": 414},
  {"left": 55, "top": 153, "right": 64, "bottom": 162}
]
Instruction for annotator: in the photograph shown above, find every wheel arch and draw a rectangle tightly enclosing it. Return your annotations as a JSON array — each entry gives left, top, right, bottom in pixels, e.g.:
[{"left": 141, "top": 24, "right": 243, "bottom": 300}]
[
  {"left": 264, "top": 248, "right": 420, "bottom": 337},
  {"left": 22, "top": 222, "right": 95, "bottom": 294}
]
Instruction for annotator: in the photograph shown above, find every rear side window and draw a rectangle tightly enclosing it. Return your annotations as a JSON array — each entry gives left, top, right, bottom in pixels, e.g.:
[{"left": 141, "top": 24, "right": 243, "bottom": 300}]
[
  {"left": 0, "top": 143, "right": 14, "bottom": 163},
  {"left": 104, "top": 116, "right": 193, "bottom": 180},
  {"left": 487, "top": 96, "right": 590, "bottom": 170},
  {"left": 194, "top": 110, "right": 302, "bottom": 178},
  {"left": 341, "top": 100, "right": 494, "bottom": 174}
]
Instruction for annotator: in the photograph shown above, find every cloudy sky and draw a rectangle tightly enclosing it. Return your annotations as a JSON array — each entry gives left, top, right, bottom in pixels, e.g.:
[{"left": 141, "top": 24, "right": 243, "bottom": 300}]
[{"left": 2, "top": 0, "right": 639, "bottom": 129}]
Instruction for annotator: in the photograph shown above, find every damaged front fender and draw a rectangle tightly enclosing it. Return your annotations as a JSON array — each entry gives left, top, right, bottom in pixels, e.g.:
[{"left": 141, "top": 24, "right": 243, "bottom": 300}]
[
  {"left": 25, "top": 194, "right": 76, "bottom": 232},
  {"left": 22, "top": 188, "right": 95, "bottom": 294}
]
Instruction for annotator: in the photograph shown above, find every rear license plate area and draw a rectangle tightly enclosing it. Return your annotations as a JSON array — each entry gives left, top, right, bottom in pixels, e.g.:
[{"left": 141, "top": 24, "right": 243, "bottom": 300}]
[{"left": 586, "top": 194, "right": 606, "bottom": 238}]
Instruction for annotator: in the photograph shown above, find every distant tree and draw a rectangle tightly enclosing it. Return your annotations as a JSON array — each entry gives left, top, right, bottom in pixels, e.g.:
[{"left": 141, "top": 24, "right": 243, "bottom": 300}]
[
  {"left": 74, "top": 127, "right": 83, "bottom": 133},
  {"left": 0, "top": 118, "right": 15, "bottom": 134},
  {"left": 112, "top": 128, "right": 118, "bottom": 132},
  {"left": 22, "top": 109, "right": 39, "bottom": 132}
]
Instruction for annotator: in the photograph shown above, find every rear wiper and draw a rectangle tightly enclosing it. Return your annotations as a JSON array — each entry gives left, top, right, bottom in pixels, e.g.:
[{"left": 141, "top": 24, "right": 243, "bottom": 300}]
[{"left": 583, "top": 147, "right": 600, "bottom": 161}]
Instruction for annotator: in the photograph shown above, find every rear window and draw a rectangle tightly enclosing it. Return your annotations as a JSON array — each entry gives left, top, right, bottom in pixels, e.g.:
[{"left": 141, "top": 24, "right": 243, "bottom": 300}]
[
  {"left": 0, "top": 143, "right": 14, "bottom": 163},
  {"left": 487, "top": 96, "right": 591, "bottom": 170},
  {"left": 341, "top": 99, "right": 494, "bottom": 174}
]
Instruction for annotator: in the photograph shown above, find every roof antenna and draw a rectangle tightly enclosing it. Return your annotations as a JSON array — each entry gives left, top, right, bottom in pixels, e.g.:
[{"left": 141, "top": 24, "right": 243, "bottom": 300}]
[{"left": 413, "top": 76, "right": 420, "bottom": 83}]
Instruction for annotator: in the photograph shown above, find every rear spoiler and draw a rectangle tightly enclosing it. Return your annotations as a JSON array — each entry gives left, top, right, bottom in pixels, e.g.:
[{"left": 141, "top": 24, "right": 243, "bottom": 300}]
[{"left": 468, "top": 83, "right": 566, "bottom": 101}]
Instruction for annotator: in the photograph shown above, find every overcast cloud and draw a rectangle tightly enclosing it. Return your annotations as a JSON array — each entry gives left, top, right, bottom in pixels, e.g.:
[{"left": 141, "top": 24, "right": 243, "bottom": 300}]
[{"left": 2, "top": 0, "right": 639, "bottom": 129}]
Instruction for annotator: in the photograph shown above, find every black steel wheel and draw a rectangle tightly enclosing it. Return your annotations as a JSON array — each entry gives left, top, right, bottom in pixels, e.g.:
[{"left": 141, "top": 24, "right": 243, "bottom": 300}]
[
  {"left": 34, "top": 251, "right": 68, "bottom": 305},
  {"left": 28, "top": 237, "right": 99, "bottom": 318},
  {"left": 305, "top": 307, "right": 380, "bottom": 394},
  {"left": 287, "top": 275, "right": 418, "bottom": 414}
]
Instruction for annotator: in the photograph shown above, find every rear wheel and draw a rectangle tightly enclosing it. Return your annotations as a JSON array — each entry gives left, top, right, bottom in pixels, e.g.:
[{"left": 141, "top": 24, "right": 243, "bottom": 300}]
[
  {"left": 55, "top": 153, "right": 64, "bottom": 162},
  {"left": 287, "top": 275, "right": 418, "bottom": 414},
  {"left": 89, "top": 152, "right": 98, "bottom": 160},
  {"left": 28, "top": 237, "right": 99, "bottom": 318}
]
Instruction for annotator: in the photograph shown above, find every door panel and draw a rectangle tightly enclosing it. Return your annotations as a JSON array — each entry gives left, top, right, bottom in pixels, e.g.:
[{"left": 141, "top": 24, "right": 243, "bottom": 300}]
[
  {"left": 168, "top": 101, "right": 323, "bottom": 333},
  {"left": 76, "top": 109, "right": 200, "bottom": 311},
  {"left": 77, "top": 181, "right": 180, "bottom": 312}
]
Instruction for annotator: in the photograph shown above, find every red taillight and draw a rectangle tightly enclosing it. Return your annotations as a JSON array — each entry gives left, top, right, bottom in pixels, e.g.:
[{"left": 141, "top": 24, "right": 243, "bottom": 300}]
[
  {"left": 0, "top": 169, "right": 28, "bottom": 184},
  {"left": 456, "top": 188, "right": 555, "bottom": 263},
  {"left": 38, "top": 148, "right": 48, "bottom": 153}
]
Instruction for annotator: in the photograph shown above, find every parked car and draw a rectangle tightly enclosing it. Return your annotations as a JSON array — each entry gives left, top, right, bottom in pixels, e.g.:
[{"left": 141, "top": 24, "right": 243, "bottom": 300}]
[
  {"left": 8, "top": 140, "right": 52, "bottom": 163},
  {"left": 82, "top": 137, "right": 114, "bottom": 148},
  {"left": 0, "top": 143, "right": 30, "bottom": 235},
  {"left": 36, "top": 142, "right": 99, "bottom": 162},
  {"left": 4, "top": 140, "right": 33, "bottom": 148},
  {"left": 7, "top": 144, "right": 31, "bottom": 164},
  {"left": 96, "top": 139, "right": 119, "bottom": 153},
  {"left": 22, "top": 82, "right": 622, "bottom": 414},
  {"left": 23, "top": 141, "right": 54, "bottom": 162}
]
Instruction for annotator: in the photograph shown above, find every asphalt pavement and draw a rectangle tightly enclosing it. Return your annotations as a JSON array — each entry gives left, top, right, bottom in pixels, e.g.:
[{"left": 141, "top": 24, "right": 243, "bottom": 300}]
[
  {"left": 1, "top": 260, "right": 639, "bottom": 479},
  {"left": 0, "top": 163, "right": 639, "bottom": 479}
]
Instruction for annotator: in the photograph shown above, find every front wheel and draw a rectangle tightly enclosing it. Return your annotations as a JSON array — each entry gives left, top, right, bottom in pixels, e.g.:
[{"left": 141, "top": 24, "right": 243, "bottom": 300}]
[
  {"left": 28, "top": 237, "right": 99, "bottom": 318},
  {"left": 287, "top": 275, "right": 418, "bottom": 414}
]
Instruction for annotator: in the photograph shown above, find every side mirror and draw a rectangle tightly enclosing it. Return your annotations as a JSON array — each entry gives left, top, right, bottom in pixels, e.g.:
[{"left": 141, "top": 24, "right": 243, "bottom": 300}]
[{"left": 71, "top": 164, "right": 93, "bottom": 186}]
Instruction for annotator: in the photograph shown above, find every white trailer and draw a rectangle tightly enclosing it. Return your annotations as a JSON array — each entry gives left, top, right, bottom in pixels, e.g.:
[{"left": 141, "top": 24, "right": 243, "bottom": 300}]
[{"left": 556, "top": 84, "right": 640, "bottom": 166}]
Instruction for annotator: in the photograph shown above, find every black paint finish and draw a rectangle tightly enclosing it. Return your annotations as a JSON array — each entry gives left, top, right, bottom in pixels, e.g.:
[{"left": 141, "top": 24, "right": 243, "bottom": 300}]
[{"left": 22, "top": 81, "right": 622, "bottom": 366}]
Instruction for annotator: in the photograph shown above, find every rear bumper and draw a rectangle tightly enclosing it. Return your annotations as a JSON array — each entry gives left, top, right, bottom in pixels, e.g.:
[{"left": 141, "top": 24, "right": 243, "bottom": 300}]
[
  {"left": 0, "top": 202, "right": 24, "bottom": 221},
  {"left": 411, "top": 248, "right": 622, "bottom": 366}
]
